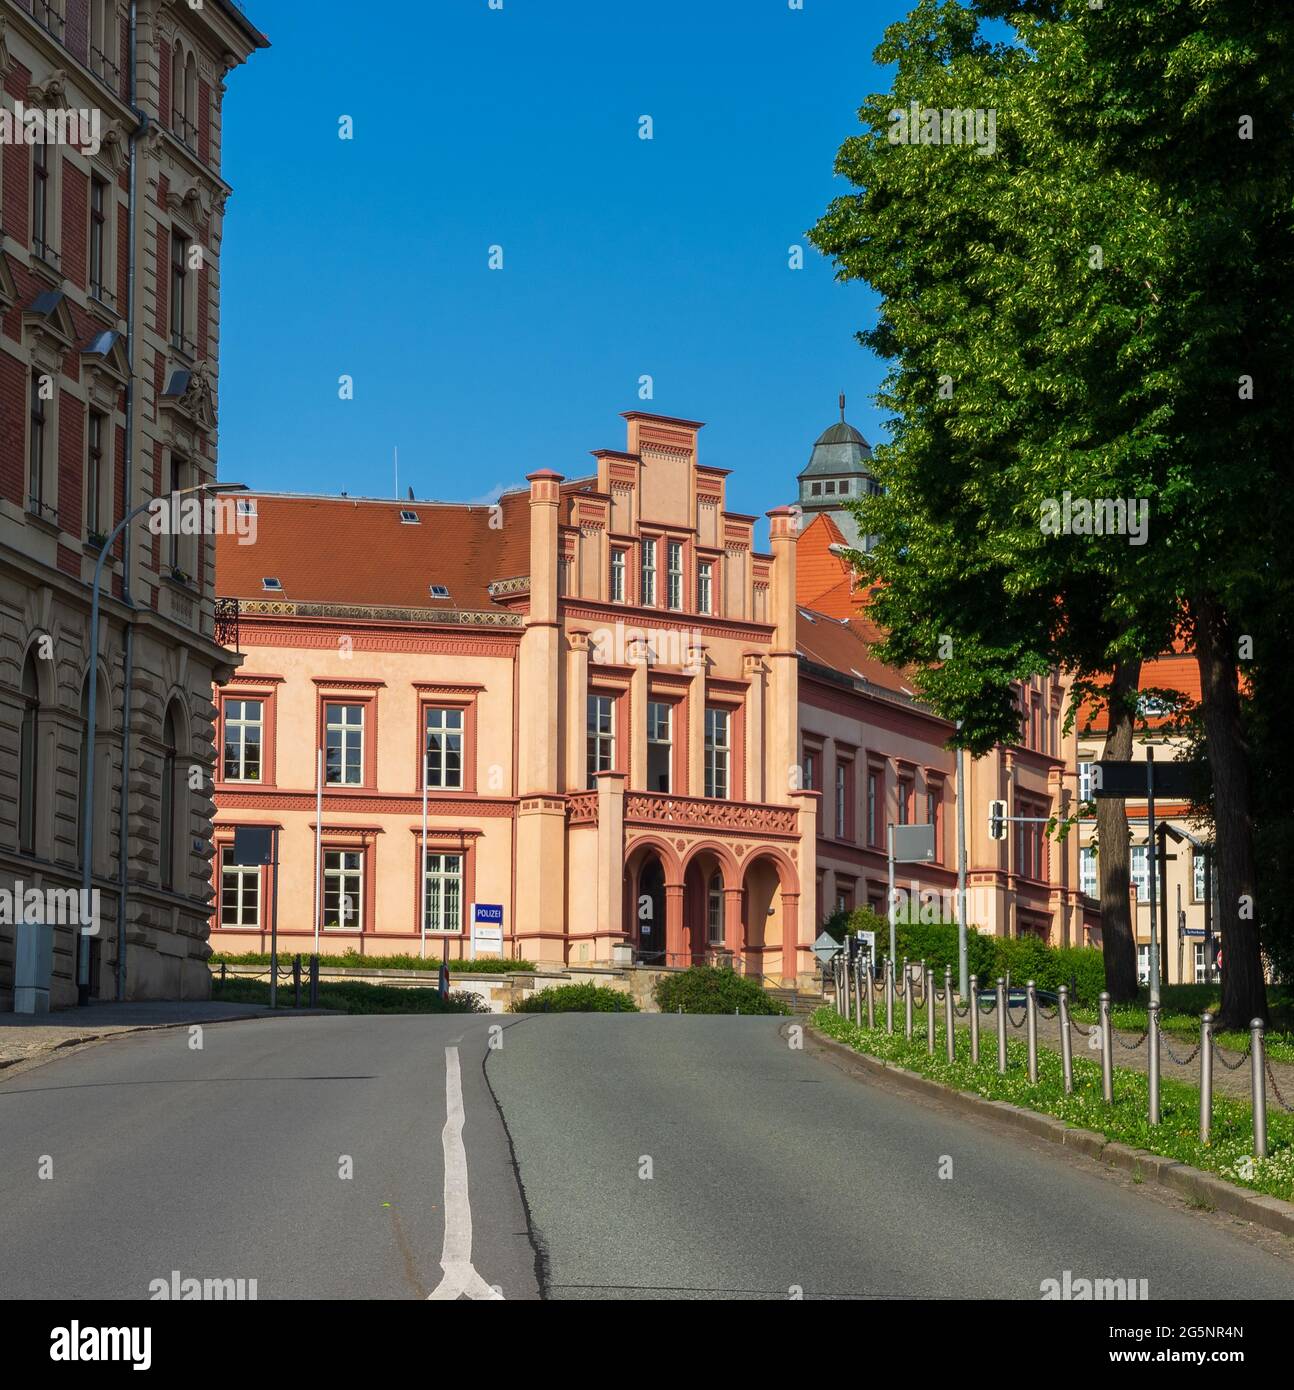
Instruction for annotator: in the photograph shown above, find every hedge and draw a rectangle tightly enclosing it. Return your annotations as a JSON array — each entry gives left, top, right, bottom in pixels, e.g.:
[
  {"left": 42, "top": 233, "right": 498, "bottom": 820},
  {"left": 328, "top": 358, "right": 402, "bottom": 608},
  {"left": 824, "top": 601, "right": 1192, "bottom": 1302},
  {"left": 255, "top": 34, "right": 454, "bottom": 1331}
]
[
  {"left": 511, "top": 983, "right": 638, "bottom": 1013},
  {"left": 654, "top": 966, "right": 790, "bottom": 1015}
]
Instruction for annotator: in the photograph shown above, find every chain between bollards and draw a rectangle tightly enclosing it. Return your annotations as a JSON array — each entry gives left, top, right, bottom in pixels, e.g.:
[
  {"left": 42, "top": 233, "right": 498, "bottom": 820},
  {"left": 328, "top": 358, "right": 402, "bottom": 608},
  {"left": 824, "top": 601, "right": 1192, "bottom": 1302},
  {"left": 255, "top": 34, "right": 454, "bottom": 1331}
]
[
  {"left": 1025, "top": 980, "right": 1038, "bottom": 1085},
  {"left": 1251, "top": 1018, "right": 1268, "bottom": 1160},
  {"left": 996, "top": 977, "right": 1007, "bottom": 1074},
  {"left": 1058, "top": 984, "right": 1073, "bottom": 1095},
  {"left": 1147, "top": 1000, "right": 1161, "bottom": 1126},
  {"left": 1199, "top": 1012, "right": 1214, "bottom": 1146},
  {"left": 969, "top": 972, "right": 980, "bottom": 1064},
  {"left": 944, "top": 966, "right": 955, "bottom": 1064},
  {"left": 1099, "top": 991, "right": 1114, "bottom": 1104}
]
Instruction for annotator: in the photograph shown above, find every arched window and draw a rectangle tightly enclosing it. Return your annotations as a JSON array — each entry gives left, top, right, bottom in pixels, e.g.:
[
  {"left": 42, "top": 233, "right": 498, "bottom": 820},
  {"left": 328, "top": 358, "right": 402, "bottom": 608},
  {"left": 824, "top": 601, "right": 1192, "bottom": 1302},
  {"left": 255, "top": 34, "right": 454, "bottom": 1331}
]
[
  {"left": 707, "top": 872, "right": 724, "bottom": 946},
  {"left": 19, "top": 652, "right": 41, "bottom": 854},
  {"left": 160, "top": 705, "right": 179, "bottom": 889},
  {"left": 183, "top": 53, "right": 198, "bottom": 146},
  {"left": 171, "top": 41, "right": 185, "bottom": 132}
]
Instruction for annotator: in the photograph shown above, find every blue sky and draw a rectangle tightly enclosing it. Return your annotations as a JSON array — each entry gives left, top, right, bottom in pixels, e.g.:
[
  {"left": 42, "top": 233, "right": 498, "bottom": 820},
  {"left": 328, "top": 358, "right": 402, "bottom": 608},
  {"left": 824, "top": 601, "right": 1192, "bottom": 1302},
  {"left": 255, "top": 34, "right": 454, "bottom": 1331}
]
[{"left": 217, "top": 0, "right": 915, "bottom": 539}]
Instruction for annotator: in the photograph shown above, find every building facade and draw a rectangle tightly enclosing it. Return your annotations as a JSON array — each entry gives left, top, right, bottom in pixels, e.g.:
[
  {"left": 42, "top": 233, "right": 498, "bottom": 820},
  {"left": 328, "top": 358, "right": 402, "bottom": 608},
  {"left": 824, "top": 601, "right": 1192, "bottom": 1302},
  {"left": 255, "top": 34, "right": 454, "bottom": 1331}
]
[
  {"left": 794, "top": 411, "right": 1092, "bottom": 949},
  {"left": 211, "top": 412, "right": 818, "bottom": 983},
  {"left": 0, "top": 0, "right": 265, "bottom": 1006},
  {"left": 1076, "top": 653, "right": 1218, "bottom": 985}
]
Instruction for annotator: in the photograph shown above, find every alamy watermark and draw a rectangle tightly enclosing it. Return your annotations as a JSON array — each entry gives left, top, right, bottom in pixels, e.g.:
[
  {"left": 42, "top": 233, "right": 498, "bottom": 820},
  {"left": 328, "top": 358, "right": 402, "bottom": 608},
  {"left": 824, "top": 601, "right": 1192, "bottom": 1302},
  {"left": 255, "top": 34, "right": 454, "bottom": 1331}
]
[
  {"left": 590, "top": 619, "right": 704, "bottom": 672},
  {"left": 147, "top": 493, "right": 257, "bottom": 546},
  {"left": 1040, "top": 1269, "right": 1149, "bottom": 1301},
  {"left": 0, "top": 883, "right": 101, "bottom": 936},
  {"left": 0, "top": 102, "right": 101, "bottom": 157},
  {"left": 1040, "top": 492, "right": 1149, "bottom": 546},
  {"left": 888, "top": 102, "right": 996, "bottom": 158}
]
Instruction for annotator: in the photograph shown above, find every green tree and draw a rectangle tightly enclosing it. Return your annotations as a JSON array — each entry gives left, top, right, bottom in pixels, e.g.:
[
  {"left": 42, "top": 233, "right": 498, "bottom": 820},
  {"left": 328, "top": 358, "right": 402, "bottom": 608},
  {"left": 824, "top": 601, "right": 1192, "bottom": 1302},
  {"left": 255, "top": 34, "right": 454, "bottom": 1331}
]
[{"left": 809, "top": 0, "right": 1294, "bottom": 1026}]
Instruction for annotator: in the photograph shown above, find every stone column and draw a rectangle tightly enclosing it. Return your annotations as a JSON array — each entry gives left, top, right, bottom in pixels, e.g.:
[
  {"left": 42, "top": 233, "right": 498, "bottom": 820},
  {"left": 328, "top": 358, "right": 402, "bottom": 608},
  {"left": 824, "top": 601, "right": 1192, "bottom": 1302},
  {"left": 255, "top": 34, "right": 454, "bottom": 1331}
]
[
  {"left": 664, "top": 882, "right": 686, "bottom": 969},
  {"left": 742, "top": 652, "right": 765, "bottom": 803},
  {"left": 565, "top": 631, "right": 590, "bottom": 792},
  {"left": 765, "top": 508, "right": 799, "bottom": 806},
  {"left": 723, "top": 886, "right": 744, "bottom": 962},
  {"left": 780, "top": 893, "right": 801, "bottom": 987},
  {"left": 594, "top": 770, "right": 626, "bottom": 959},
  {"left": 687, "top": 642, "right": 707, "bottom": 798}
]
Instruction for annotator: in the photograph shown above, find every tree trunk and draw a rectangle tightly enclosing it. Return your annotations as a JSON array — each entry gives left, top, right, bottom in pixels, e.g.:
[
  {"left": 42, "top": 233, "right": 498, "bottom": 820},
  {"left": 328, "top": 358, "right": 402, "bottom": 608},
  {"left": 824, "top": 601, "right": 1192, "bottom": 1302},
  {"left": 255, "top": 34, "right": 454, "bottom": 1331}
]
[
  {"left": 1096, "top": 660, "right": 1141, "bottom": 1003},
  {"left": 1193, "top": 590, "right": 1267, "bottom": 1030}
]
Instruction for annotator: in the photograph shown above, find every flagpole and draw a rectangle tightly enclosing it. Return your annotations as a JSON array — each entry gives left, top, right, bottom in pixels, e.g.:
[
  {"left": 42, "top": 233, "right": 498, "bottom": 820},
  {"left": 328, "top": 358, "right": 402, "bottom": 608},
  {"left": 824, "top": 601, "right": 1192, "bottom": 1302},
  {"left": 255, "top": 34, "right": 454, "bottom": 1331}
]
[{"left": 313, "top": 747, "right": 322, "bottom": 955}]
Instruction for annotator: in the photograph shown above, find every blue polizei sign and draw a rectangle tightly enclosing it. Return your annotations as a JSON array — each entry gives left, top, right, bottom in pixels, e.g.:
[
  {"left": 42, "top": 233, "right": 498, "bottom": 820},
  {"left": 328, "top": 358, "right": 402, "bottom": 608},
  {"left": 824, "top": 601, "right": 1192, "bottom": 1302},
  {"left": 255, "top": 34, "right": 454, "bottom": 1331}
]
[{"left": 473, "top": 904, "right": 503, "bottom": 926}]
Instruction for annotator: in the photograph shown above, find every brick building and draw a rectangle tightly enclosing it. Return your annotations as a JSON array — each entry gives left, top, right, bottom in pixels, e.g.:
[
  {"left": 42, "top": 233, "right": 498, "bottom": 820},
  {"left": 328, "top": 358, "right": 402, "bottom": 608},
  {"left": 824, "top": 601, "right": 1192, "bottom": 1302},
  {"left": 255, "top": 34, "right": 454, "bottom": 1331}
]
[{"left": 0, "top": 0, "right": 265, "bottom": 1005}]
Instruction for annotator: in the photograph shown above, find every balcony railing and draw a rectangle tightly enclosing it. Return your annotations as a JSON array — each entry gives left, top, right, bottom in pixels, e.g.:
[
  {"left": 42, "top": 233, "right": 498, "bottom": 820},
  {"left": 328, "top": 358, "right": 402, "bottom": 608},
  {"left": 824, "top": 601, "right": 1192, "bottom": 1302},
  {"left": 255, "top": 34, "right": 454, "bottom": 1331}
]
[
  {"left": 214, "top": 596, "right": 239, "bottom": 648},
  {"left": 566, "top": 789, "right": 799, "bottom": 837}
]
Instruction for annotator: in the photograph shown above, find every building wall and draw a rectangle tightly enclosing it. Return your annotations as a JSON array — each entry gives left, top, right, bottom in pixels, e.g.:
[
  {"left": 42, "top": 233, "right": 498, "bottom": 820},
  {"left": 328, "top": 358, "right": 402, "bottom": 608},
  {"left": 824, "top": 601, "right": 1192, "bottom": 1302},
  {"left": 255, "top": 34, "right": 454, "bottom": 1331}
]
[
  {"left": 212, "top": 414, "right": 819, "bottom": 983},
  {"left": 0, "top": 0, "right": 263, "bottom": 1006}
]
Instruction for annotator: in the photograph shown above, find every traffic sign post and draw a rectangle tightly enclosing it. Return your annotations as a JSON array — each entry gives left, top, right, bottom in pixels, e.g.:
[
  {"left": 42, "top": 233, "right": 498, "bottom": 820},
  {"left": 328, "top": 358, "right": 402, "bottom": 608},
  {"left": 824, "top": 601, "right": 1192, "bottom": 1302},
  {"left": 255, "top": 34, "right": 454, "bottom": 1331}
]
[
  {"left": 232, "top": 826, "right": 278, "bottom": 1007},
  {"left": 887, "top": 823, "right": 936, "bottom": 974},
  {"left": 469, "top": 903, "right": 504, "bottom": 961}
]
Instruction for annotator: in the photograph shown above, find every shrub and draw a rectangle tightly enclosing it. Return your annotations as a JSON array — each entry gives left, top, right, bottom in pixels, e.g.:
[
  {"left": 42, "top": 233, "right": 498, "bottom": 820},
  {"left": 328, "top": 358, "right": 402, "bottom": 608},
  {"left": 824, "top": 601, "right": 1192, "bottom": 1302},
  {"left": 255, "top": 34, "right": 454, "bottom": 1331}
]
[
  {"left": 511, "top": 983, "right": 638, "bottom": 1013},
  {"left": 653, "top": 966, "right": 790, "bottom": 1015},
  {"left": 209, "top": 948, "right": 534, "bottom": 974}
]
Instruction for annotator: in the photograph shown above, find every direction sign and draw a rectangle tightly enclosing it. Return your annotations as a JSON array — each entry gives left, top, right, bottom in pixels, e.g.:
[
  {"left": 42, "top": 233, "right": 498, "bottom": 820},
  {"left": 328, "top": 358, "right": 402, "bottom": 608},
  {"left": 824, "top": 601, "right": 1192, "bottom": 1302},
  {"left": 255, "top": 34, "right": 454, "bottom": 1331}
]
[
  {"left": 230, "top": 825, "right": 272, "bottom": 866},
  {"left": 812, "top": 931, "right": 841, "bottom": 964},
  {"left": 892, "top": 824, "right": 936, "bottom": 863},
  {"left": 1092, "top": 760, "right": 1204, "bottom": 799}
]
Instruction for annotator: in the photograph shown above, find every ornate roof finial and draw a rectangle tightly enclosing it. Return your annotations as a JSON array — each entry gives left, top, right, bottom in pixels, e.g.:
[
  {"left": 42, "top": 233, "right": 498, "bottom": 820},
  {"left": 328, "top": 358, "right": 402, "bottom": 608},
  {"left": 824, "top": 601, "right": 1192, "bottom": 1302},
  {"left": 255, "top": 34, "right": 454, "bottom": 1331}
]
[{"left": 839, "top": 391, "right": 846, "bottom": 421}]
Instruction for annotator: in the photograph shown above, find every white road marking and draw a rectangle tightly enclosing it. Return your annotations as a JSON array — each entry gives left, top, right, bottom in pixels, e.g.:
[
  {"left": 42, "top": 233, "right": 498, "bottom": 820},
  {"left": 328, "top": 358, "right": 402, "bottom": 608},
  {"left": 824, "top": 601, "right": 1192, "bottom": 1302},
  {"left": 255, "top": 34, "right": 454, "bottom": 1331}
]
[{"left": 427, "top": 1045, "right": 504, "bottom": 1301}]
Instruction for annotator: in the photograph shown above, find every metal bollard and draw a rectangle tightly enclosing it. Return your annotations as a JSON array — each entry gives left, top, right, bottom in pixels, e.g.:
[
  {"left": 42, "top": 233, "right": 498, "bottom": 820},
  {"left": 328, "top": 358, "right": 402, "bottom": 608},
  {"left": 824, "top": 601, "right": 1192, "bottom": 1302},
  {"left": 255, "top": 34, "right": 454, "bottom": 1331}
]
[
  {"left": 926, "top": 966, "right": 936, "bottom": 1055},
  {"left": 944, "top": 966, "right": 955, "bottom": 1063},
  {"left": 1058, "top": 985, "right": 1073, "bottom": 1095},
  {"left": 866, "top": 953, "right": 875, "bottom": 1030},
  {"left": 904, "top": 962, "right": 914, "bottom": 1040},
  {"left": 1026, "top": 979, "right": 1038, "bottom": 1085},
  {"left": 1099, "top": 991, "right": 1113, "bottom": 1104},
  {"left": 293, "top": 954, "right": 301, "bottom": 1009},
  {"left": 1199, "top": 1012, "right": 1214, "bottom": 1145},
  {"left": 1251, "top": 1018, "right": 1268, "bottom": 1160},
  {"left": 1147, "top": 1000, "right": 1161, "bottom": 1126},
  {"left": 309, "top": 954, "right": 320, "bottom": 1009},
  {"left": 996, "top": 976, "right": 1007, "bottom": 1074},
  {"left": 854, "top": 954, "right": 863, "bottom": 1027},
  {"left": 885, "top": 958, "right": 894, "bottom": 1034},
  {"left": 969, "top": 973, "right": 980, "bottom": 1064}
]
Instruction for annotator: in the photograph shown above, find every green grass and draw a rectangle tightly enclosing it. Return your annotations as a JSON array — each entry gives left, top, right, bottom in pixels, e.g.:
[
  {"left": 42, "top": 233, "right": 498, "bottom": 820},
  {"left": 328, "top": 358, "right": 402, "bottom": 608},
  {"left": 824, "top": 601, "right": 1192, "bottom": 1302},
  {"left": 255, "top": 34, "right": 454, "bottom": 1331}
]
[
  {"left": 212, "top": 977, "right": 489, "bottom": 1014},
  {"left": 813, "top": 1005, "right": 1294, "bottom": 1202},
  {"left": 209, "top": 949, "right": 534, "bottom": 974},
  {"left": 1068, "top": 984, "right": 1294, "bottom": 1065}
]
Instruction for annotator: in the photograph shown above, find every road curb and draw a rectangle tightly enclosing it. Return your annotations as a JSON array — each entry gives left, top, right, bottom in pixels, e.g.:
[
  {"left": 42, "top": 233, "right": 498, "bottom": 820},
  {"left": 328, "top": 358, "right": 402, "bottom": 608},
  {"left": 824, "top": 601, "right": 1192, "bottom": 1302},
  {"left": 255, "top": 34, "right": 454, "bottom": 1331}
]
[{"left": 807, "top": 1025, "right": 1294, "bottom": 1242}]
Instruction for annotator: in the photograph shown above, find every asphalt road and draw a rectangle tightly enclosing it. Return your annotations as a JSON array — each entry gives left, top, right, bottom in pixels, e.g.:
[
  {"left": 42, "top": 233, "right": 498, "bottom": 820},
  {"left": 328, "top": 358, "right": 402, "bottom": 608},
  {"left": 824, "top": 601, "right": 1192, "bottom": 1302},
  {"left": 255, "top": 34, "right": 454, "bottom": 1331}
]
[{"left": 1, "top": 1013, "right": 1291, "bottom": 1300}]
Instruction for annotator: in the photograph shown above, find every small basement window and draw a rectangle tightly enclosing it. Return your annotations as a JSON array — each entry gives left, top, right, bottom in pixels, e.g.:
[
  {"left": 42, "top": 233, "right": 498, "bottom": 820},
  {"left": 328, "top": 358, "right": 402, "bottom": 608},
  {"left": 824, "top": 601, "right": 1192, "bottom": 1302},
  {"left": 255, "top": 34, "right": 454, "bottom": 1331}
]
[
  {"left": 429, "top": 584, "right": 450, "bottom": 599},
  {"left": 400, "top": 509, "right": 420, "bottom": 524},
  {"left": 262, "top": 577, "right": 282, "bottom": 591}
]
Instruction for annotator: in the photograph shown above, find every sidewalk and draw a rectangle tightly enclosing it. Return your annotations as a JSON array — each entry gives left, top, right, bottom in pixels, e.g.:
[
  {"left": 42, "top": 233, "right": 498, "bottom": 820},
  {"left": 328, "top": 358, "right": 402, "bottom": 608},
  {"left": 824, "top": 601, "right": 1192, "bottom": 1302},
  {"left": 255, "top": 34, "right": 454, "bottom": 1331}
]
[{"left": 0, "top": 1001, "right": 325, "bottom": 1077}]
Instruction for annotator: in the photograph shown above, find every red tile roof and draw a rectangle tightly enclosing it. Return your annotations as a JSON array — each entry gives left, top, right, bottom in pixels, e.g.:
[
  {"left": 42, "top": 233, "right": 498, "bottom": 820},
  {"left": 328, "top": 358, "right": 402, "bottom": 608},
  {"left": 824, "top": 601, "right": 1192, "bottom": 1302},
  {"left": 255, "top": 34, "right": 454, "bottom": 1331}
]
[
  {"left": 796, "top": 607, "right": 922, "bottom": 700},
  {"left": 215, "top": 492, "right": 532, "bottom": 612}
]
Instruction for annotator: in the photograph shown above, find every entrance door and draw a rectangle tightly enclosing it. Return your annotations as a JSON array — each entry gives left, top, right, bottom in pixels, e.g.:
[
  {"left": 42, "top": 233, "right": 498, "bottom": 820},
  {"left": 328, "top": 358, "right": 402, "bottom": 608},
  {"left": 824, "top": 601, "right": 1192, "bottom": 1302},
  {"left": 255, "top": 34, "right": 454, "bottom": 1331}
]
[{"left": 637, "top": 857, "right": 666, "bottom": 963}]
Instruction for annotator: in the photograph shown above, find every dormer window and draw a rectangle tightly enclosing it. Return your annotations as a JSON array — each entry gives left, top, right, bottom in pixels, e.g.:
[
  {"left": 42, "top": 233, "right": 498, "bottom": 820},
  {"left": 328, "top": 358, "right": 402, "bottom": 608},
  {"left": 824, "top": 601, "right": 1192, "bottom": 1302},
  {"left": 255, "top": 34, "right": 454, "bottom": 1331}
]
[
  {"left": 400, "top": 509, "right": 420, "bottom": 524},
  {"left": 262, "top": 577, "right": 282, "bottom": 592},
  {"left": 429, "top": 585, "right": 450, "bottom": 599}
]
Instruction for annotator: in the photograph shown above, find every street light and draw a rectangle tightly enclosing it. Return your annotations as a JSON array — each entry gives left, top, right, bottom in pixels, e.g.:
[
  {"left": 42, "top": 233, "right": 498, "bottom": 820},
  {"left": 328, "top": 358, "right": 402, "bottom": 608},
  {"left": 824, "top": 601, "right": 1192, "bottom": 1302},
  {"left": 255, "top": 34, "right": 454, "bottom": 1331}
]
[{"left": 78, "top": 480, "right": 247, "bottom": 1005}]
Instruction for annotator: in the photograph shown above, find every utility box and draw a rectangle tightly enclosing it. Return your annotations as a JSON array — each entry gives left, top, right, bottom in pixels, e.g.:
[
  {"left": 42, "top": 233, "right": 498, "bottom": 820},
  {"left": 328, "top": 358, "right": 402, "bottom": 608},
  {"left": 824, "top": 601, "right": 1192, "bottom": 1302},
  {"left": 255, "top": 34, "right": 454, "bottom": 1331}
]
[{"left": 14, "top": 920, "right": 54, "bottom": 1015}]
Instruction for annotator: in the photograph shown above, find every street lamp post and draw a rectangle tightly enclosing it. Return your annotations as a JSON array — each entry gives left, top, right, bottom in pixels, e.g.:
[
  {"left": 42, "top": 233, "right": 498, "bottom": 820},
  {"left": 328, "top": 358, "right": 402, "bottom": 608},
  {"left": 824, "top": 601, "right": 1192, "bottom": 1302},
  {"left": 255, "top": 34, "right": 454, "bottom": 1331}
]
[{"left": 78, "top": 481, "right": 246, "bottom": 1004}]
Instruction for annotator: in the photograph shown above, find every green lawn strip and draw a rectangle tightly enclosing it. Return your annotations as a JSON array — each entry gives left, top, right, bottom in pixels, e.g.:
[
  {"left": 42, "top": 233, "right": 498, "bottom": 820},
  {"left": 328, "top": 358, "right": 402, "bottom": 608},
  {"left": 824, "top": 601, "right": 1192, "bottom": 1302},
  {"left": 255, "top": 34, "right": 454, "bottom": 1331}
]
[
  {"left": 209, "top": 950, "right": 534, "bottom": 974},
  {"left": 211, "top": 978, "right": 488, "bottom": 1014},
  {"left": 812, "top": 1006, "right": 1294, "bottom": 1202},
  {"left": 1065, "top": 1004, "right": 1294, "bottom": 1066}
]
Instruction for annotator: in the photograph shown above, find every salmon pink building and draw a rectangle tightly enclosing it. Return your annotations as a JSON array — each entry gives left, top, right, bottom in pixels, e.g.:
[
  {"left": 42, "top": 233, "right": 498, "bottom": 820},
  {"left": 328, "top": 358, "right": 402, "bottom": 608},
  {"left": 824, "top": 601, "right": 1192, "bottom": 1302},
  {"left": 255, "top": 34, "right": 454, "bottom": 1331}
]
[
  {"left": 211, "top": 412, "right": 817, "bottom": 981},
  {"left": 793, "top": 410, "right": 1091, "bottom": 947}
]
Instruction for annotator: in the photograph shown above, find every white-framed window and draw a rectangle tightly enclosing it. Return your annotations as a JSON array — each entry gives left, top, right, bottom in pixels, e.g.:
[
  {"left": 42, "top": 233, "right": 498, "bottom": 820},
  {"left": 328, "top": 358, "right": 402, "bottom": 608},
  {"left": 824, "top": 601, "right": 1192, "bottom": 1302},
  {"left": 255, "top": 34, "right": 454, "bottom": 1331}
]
[
  {"left": 423, "top": 852, "right": 463, "bottom": 935},
  {"left": 1080, "top": 846, "right": 1097, "bottom": 898},
  {"left": 610, "top": 548, "right": 626, "bottom": 603},
  {"left": 1194, "top": 943, "right": 1208, "bottom": 984},
  {"left": 1130, "top": 845, "right": 1150, "bottom": 902},
  {"left": 835, "top": 763, "right": 847, "bottom": 837},
  {"left": 704, "top": 707, "right": 730, "bottom": 800},
  {"left": 325, "top": 703, "right": 364, "bottom": 785},
  {"left": 647, "top": 700, "right": 671, "bottom": 793},
  {"left": 219, "top": 849, "right": 260, "bottom": 928},
  {"left": 322, "top": 850, "right": 363, "bottom": 930},
  {"left": 89, "top": 174, "right": 111, "bottom": 303},
  {"left": 640, "top": 538, "right": 657, "bottom": 607},
  {"left": 222, "top": 699, "right": 263, "bottom": 781},
  {"left": 424, "top": 706, "right": 463, "bottom": 790},
  {"left": 1078, "top": 762, "right": 1094, "bottom": 802},
  {"left": 697, "top": 560, "right": 712, "bottom": 615},
  {"left": 1193, "top": 851, "right": 1207, "bottom": 903},
  {"left": 707, "top": 872, "right": 723, "bottom": 946},
  {"left": 667, "top": 540, "right": 683, "bottom": 610},
  {"left": 587, "top": 694, "right": 614, "bottom": 787},
  {"left": 1136, "top": 944, "right": 1151, "bottom": 985}
]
